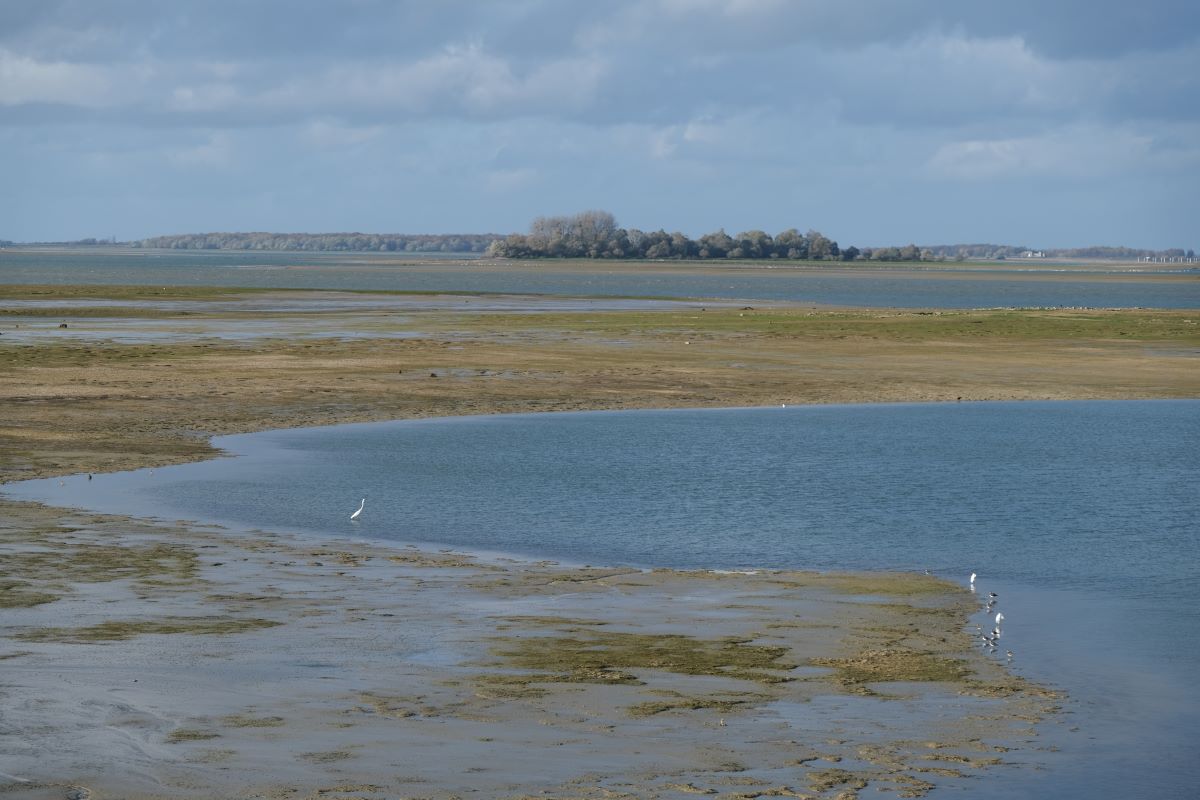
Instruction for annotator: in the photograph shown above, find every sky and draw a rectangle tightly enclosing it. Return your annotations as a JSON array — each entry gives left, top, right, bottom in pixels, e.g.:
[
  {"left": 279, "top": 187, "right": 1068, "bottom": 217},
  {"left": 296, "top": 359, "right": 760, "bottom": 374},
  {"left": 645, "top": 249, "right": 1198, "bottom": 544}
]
[{"left": 1, "top": 0, "right": 1197, "bottom": 248}]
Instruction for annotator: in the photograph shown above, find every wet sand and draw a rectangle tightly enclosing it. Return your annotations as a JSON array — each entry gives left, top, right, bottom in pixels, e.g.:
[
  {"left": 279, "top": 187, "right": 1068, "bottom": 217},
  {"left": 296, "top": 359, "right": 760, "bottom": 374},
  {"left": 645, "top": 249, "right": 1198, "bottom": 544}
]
[
  {"left": 1, "top": 287, "right": 1192, "bottom": 797},
  {"left": 1, "top": 501, "right": 1058, "bottom": 799}
]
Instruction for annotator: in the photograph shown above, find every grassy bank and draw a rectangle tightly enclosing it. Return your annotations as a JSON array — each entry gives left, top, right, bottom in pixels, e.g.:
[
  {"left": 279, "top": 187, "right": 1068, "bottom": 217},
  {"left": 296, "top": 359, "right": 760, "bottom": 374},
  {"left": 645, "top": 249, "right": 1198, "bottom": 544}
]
[{"left": 2, "top": 287, "right": 1196, "bottom": 484}]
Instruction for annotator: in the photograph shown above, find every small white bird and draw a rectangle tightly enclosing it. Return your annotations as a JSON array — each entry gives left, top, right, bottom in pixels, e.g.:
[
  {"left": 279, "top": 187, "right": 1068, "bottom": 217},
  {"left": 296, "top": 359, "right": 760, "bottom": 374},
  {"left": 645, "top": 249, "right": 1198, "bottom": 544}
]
[
  {"left": 350, "top": 498, "right": 365, "bottom": 520},
  {"left": 995, "top": 612, "right": 1005, "bottom": 626}
]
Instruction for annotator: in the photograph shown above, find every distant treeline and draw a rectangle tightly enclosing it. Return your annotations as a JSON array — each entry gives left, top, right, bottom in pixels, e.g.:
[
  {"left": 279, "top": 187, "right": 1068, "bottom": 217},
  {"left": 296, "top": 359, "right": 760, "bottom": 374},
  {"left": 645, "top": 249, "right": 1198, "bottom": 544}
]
[
  {"left": 487, "top": 211, "right": 860, "bottom": 260},
  {"left": 133, "top": 232, "right": 501, "bottom": 253},
  {"left": 487, "top": 213, "right": 1195, "bottom": 262},
  {"left": 15, "top": 219, "right": 1190, "bottom": 261},
  {"left": 922, "top": 243, "right": 1196, "bottom": 260}
]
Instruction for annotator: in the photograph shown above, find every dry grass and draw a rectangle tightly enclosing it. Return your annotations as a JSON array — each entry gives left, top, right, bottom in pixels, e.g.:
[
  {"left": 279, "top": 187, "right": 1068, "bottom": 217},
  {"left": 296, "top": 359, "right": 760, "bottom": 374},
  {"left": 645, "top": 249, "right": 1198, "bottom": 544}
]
[{"left": 2, "top": 292, "right": 1196, "bottom": 484}]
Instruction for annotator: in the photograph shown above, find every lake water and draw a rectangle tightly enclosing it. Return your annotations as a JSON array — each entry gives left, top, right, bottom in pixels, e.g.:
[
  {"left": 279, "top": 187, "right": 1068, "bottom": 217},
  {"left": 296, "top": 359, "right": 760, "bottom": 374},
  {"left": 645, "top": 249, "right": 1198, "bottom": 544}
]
[
  {"left": 7, "top": 400, "right": 1198, "bottom": 797},
  {"left": 3, "top": 248, "right": 1198, "bottom": 308}
]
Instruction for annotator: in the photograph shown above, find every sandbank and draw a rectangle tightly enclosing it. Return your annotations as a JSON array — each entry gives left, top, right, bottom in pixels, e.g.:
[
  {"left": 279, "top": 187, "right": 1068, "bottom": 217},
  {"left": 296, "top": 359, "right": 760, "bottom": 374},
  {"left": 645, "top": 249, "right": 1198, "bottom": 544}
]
[
  {"left": 1, "top": 500, "right": 1059, "bottom": 799},
  {"left": 2, "top": 286, "right": 1191, "bottom": 797}
]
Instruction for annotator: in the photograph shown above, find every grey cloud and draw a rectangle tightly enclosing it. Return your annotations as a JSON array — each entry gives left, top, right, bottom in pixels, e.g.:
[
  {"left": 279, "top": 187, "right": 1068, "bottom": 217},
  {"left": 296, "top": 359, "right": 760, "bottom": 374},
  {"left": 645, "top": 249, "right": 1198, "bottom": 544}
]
[
  {"left": 2, "top": 0, "right": 1197, "bottom": 245},
  {"left": 3, "top": 0, "right": 1197, "bottom": 131}
]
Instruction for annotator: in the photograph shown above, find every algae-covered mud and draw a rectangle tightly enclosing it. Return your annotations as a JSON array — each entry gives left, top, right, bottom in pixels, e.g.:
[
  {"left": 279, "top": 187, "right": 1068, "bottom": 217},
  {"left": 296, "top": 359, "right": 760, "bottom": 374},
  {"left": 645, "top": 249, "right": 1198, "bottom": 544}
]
[
  {"left": 0, "top": 501, "right": 1058, "bottom": 799},
  {"left": 1, "top": 286, "right": 1194, "bottom": 798}
]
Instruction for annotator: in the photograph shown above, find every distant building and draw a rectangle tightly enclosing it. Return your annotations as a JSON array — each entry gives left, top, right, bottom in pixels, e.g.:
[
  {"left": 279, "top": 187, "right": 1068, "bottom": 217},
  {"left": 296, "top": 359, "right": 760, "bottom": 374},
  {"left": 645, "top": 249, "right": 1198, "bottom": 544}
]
[{"left": 1020, "top": 250, "right": 1045, "bottom": 258}]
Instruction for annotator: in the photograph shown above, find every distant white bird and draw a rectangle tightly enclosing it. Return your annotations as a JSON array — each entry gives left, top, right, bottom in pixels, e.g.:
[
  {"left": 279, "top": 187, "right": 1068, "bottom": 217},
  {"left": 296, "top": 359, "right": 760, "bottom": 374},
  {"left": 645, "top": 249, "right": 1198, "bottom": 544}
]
[
  {"left": 350, "top": 498, "right": 365, "bottom": 520},
  {"left": 969, "top": 572, "right": 977, "bottom": 587},
  {"left": 995, "top": 611, "right": 1005, "bottom": 626}
]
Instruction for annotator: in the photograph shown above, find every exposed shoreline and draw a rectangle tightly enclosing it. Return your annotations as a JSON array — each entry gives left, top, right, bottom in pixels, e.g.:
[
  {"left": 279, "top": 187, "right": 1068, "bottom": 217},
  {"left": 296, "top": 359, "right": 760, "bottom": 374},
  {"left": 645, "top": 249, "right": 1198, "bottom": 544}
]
[
  {"left": 3, "top": 287, "right": 1196, "bottom": 484},
  {"left": 1, "top": 498, "right": 1061, "bottom": 799},
  {"left": 2, "top": 286, "right": 1190, "bottom": 798}
]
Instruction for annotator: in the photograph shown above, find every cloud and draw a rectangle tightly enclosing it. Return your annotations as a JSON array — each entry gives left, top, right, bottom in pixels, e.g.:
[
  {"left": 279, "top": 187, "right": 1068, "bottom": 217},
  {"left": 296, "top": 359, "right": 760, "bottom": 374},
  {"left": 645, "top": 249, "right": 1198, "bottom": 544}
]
[
  {"left": 2, "top": 1, "right": 1197, "bottom": 245},
  {"left": 167, "top": 131, "right": 232, "bottom": 167},
  {"left": 303, "top": 120, "right": 382, "bottom": 149},
  {"left": 0, "top": 48, "right": 120, "bottom": 107},
  {"left": 2, "top": 3, "right": 1196, "bottom": 131},
  {"left": 923, "top": 125, "right": 1199, "bottom": 181},
  {"left": 484, "top": 167, "right": 538, "bottom": 193}
]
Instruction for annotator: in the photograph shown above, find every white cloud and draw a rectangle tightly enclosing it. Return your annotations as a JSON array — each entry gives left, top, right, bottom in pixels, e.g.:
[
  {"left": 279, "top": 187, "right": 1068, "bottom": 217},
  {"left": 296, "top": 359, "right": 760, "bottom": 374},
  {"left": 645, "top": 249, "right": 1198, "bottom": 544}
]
[
  {"left": 254, "top": 44, "right": 608, "bottom": 120},
  {"left": 168, "top": 132, "right": 232, "bottom": 167},
  {"left": 167, "top": 82, "right": 241, "bottom": 112},
  {"left": 0, "top": 48, "right": 116, "bottom": 107},
  {"left": 926, "top": 126, "right": 1157, "bottom": 180},
  {"left": 484, "top": 167, "right": 538, "bottom": 193},
  {"left": 303, "top": 119, "right": 382, "bottom": 148}
]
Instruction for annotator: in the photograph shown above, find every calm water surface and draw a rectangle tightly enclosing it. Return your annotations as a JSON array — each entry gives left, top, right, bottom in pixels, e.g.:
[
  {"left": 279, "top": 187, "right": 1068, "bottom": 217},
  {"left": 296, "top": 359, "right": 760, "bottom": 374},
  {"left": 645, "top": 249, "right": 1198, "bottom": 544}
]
[
  {"left": 7, "top": 401, "right": 1199, "bottom": 797},
  {"left": 3, "top": 248, "right": 1197, "bottom": 308}
]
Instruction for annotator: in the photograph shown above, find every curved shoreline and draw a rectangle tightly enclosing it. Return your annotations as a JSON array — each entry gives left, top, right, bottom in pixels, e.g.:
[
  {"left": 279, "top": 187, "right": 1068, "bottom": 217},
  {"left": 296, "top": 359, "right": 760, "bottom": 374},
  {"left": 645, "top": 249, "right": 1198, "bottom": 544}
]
[
  {"left": 3, "top": 293, "right": 1197, "bottom": 485},
  {"left": 2, "top": 288, "right": 1190, "bottom": 797},
  {"left": 0, "top": 496, "right": 1062, "bottom": 799}
]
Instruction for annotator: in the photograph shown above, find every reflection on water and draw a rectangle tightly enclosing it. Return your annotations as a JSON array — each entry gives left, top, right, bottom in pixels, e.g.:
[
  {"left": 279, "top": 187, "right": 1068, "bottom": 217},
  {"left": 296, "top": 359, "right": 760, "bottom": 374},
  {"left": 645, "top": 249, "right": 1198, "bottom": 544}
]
[{"left": 5, "top": 400, "right": 1199, "bottom": 798}]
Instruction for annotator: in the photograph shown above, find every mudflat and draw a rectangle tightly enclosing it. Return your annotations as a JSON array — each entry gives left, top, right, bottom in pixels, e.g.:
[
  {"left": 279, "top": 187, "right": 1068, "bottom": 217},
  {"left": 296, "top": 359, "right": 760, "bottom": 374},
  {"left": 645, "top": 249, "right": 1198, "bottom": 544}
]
[
  {"left": 2, "top": 286, "right": 1197, "bottom": 483},
  {"left": 2, "top": 500, "right": 1058, "bottom": 799},
  {"left": 1, "top": 285, "right": 1194, "bottom": 798}
]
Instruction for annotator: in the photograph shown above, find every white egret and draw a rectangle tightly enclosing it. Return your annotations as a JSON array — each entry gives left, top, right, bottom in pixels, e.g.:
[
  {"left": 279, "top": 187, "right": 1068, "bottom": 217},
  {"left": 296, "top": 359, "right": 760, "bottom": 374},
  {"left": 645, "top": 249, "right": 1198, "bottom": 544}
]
[
  {"left": 969, "top": 572, "right": 977, "bottom": 588},
  {"left": 350, "top": 498, "right": 365, "bottom": 520},
  {"left": 995, "top": 611, "right": 1005, "bottom": 626}
]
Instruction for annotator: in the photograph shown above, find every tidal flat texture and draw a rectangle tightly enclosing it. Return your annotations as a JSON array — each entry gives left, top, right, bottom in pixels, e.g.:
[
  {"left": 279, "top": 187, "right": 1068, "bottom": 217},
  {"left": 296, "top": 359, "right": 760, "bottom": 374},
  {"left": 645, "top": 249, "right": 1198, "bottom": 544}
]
[
  {"left": 2, "top": 287, "right": 1196, "bottom": 484},
  {"left": 0, "top": 501, "right": 1058, "bottom": 799}
]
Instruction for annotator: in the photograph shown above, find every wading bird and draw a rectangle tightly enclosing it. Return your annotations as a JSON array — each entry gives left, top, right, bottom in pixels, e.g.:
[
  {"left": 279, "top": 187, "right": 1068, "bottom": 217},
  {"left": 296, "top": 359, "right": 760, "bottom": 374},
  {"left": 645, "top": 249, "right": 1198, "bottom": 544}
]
[{"left": 350, "top": 498, "right": 365, "bottom": 520}]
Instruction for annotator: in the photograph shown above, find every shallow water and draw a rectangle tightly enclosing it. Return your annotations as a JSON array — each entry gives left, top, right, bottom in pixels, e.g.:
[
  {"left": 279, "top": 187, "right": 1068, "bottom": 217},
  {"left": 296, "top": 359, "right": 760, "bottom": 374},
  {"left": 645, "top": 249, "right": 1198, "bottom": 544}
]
[
  {"left": 0, "top": 293, "right": 700, "bottom": 345},
  {"left": 6, "top": 400, "right": 1199, "bottom": 797},
  {"left": 3, "top": 249, "right": 1197, "bottom": 308}
]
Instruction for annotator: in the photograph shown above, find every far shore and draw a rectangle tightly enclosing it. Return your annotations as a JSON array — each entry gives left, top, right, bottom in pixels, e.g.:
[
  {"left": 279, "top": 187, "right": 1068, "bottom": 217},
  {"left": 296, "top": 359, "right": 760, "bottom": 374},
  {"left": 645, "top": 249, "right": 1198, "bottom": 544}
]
[{"left": 4, "top": 244, "right": 1196, "bottom": 274}]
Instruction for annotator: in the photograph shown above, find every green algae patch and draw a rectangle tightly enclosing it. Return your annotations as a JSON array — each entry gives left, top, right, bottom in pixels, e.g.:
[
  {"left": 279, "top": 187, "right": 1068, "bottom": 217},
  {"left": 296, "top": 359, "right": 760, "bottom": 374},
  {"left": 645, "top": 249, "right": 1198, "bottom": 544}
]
[
  {"left": 300, "top": 750, "right": 357, "bottom": 763},
  {"left": 494, "top": 630, "right": 796, "bottom": 685},
  {"left": 497, "top": 615, "right": 611, "bottom": 628},
  {"left": 811, "top": 647, "right": 971, "bottom": 687},
  {"left": 220, "top": 714, "right": 286, "bottom": 728},
  {"left": 629, "top": 690, "right": 772, "bottom": 717},
  {"left": 2, "top": 542, "right": 199, "bottom": 586},
  {"left": 474, "top": 666, "right": 643, "bottom": 700},
  {"left": 167, "top": 728, "right": 220, "bottom": 743},
  {"left": 773, "top": 571, "right": 961, "bottom": 598},
  {"left": 357, "top": 692, "right": 428, "bottom": 718},
  {"left": 15, "top": 615, "right": 281, "bottom": 643},
  {"left": 0, "top": 579, "right": 59, "bottom": 608},
  {"left": 806, "top": 767, "right": 869, "bottom": 794}
]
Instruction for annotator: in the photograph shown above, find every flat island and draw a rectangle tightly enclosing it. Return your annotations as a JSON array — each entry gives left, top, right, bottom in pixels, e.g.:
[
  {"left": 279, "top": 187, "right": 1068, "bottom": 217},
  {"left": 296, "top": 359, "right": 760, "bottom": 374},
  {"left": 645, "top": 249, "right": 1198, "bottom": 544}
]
[{"left": 2, "top": 279, "right": 1196, "bottom": 798}]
